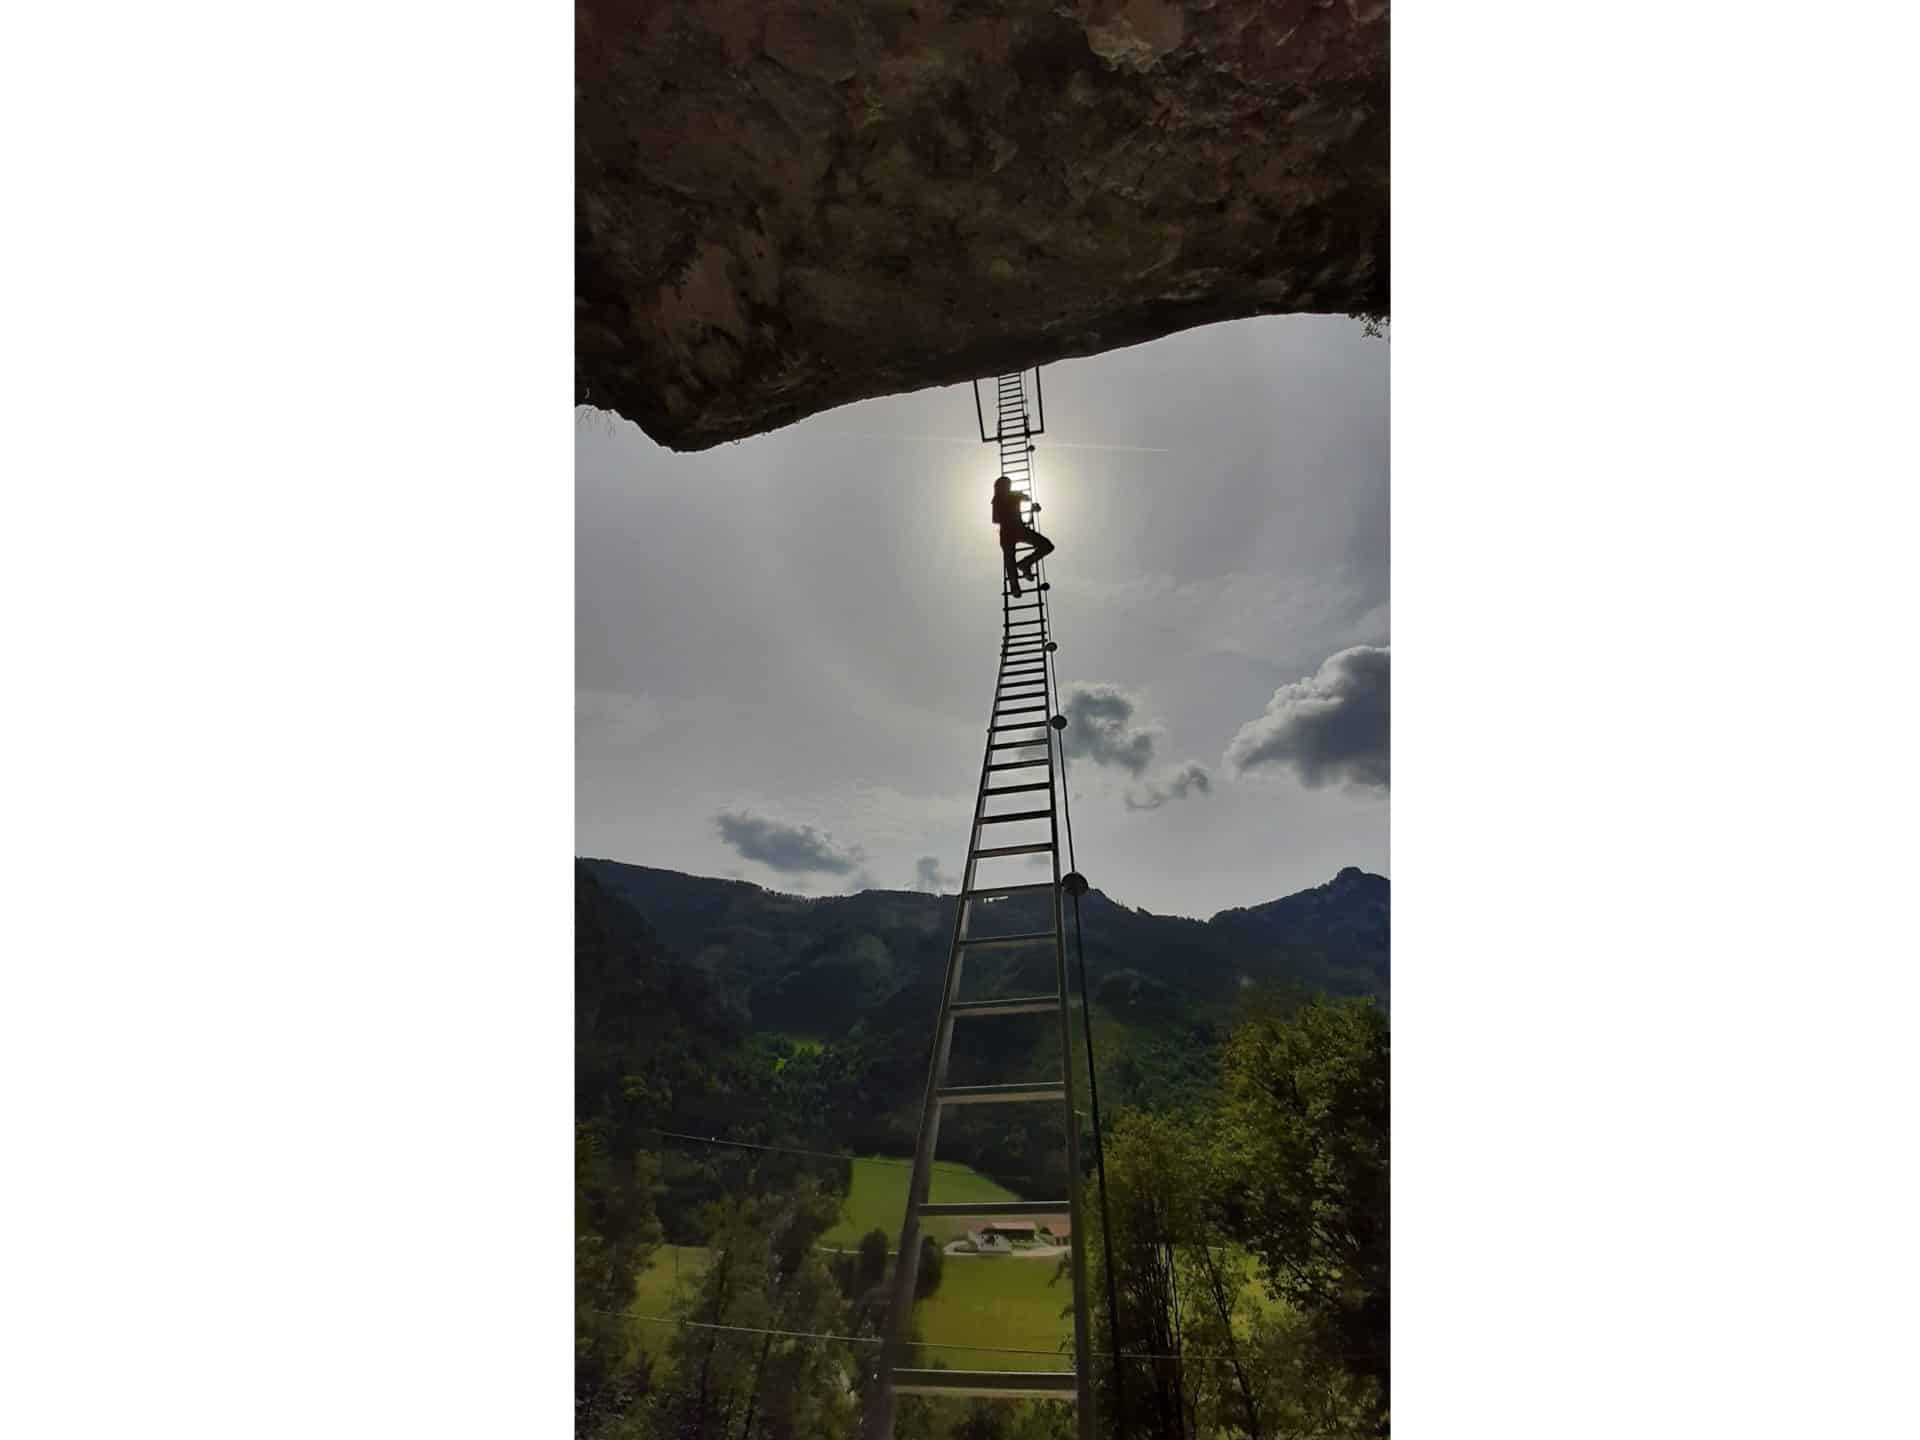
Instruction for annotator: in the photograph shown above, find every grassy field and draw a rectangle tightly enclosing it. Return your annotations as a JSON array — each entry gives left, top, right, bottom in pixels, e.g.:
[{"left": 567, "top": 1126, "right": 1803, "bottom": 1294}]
[
  {"left": 626, "top": 1244, "right": 710, "bottom": 1376},
  {"left": 913, "top": 1254, "right": 1075, "bottom": 1373},
  {"left": 820, "top": 1156, "right": 1022, "bottom": 1248},
  {"left": 627, "top": 1159, "right": 1051, "bottom": 1377},
  {"left": 627, "top": 1232, "right": 1266, "bottom": 1386}
]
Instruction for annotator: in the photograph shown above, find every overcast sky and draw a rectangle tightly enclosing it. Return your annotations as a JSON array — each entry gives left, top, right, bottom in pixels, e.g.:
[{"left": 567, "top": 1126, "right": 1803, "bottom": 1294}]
[{"left": 577, "top": 314, "right": 1387, "bottom": 919}]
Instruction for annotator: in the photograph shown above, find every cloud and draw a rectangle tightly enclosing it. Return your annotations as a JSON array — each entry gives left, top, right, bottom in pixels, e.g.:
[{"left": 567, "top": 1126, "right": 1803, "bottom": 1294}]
[
  {"left": 1125, "top": 761, "right": 1214, "bottom": 812},
  {"left": 913, "top": 856, "right": 957, "bottom": 893},
  {"left": 1224, "top": 646, "right": 1389, "bottom": 790},
  {"left": 715, "top": 810, "right": 865, "bottom": 875},
  {"left": 1060, "top": 684, "right": 1161, "bottom": 775}
]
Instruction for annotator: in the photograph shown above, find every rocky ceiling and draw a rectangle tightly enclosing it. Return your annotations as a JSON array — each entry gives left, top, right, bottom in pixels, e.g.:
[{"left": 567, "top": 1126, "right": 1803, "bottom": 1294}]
[{"left": 577, "top": 0, "right": 1388, "bottom": 451}]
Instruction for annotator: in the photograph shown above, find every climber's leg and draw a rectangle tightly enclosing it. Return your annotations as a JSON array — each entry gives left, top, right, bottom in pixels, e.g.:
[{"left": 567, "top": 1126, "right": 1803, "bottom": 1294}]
[{"left": 1015, "top": 527, "right": 1054, "bottom": 578}]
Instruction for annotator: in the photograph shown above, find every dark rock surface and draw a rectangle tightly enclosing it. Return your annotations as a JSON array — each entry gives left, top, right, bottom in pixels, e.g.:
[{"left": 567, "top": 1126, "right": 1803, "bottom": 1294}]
[{"left": 577, "top": 0, "right": 1389, "bottom": 450}]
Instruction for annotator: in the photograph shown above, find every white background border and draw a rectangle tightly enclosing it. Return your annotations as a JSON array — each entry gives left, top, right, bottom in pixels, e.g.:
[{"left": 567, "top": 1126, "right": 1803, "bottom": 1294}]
[{"left": 4, "top": 2, "right": 1918, "bottom": 1434}]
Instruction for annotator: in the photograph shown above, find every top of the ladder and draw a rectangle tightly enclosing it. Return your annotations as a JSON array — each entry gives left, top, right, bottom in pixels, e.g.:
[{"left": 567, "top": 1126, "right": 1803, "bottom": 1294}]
[{"left": 972, "top": 368, "right": 1046, "bottom": 443}]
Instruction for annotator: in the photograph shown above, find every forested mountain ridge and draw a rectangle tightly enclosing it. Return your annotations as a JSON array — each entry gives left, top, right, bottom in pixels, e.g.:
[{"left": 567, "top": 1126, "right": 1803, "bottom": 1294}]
[
  {"left": 579, "top": 858, "right": 1389, "bottom": 1027},
  {"left": 574, "top": 858, "right": 1392, "bottom": 1438}
]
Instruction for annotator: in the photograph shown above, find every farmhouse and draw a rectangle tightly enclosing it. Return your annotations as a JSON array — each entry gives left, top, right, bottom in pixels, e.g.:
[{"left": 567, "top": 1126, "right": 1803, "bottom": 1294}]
[{"left": 963, "top": 1218, "right": 1072, "bottom": 1253}]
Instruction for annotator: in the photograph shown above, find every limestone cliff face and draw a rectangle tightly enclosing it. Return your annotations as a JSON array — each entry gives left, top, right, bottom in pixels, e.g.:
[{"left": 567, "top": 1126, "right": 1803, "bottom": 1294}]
[{"left": 577, "top": 0, "right": 1388, "bottom": 451}]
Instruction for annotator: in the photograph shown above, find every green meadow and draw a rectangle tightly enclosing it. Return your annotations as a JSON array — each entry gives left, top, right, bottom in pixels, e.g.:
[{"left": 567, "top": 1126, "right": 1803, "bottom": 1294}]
[
  {"left": 820, "top": 1156, "right": 1022, "bottom": 1248},
  {"left": 626, "top": 1245, "right": 710, "bottom": 1376},
  {"left": 912, "top": 1252, "right": 1074, "bottom": 1373}
]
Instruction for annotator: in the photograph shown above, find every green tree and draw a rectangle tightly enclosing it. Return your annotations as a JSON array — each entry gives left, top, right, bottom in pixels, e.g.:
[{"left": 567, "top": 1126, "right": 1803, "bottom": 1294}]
[
  {"left": 1082, "top": 1109, "right": 1209, "bottom": 1440},
  {"left": 913, "top": 1234, "right": 944, "bottom": 1300},
  {"left": 1215, "top": 998, "right": 1389, "bottom": 1431},
  {"left": 857, "top": 1228, "right": 890, "bottom": 1295},
  {"left": 647, "top": 1182, "right": 858, "bottom": 1440},
  {"left": 576, "top": 1121, "right": 662, "bottom": 1435},
  {"left": 953, "top": 1400, "right": 1012, "bottom": 1440}
]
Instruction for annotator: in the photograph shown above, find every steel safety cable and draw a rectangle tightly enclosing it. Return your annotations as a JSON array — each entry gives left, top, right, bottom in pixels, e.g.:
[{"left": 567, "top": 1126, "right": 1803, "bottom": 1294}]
[{"left": 1024, "top": 429, "right": 1126, "bottom": 1434}]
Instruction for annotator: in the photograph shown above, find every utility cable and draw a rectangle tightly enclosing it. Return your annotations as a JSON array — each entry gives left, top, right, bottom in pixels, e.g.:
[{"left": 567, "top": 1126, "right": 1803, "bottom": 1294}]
[
  {"left": 595, "top": 1308, "right": 1365, "bottom": 1370},
  {"left": 648, "top": 1129, "right": 911, "bottom": 1169}
]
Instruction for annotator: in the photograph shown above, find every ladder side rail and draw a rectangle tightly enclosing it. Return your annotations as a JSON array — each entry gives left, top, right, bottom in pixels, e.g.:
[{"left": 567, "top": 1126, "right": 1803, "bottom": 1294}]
[
  {"left": 1045, "top": 597, "right": 1097, "bottom": 1439},
  {"left": 866, "top": 704, "right": 1001, "bottom": 1435}
]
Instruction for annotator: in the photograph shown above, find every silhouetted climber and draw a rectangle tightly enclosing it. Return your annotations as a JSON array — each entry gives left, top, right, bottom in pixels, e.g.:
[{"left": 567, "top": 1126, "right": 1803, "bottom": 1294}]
[{"left": 992, "top": 475, "right": 1054, "bottom": 596}]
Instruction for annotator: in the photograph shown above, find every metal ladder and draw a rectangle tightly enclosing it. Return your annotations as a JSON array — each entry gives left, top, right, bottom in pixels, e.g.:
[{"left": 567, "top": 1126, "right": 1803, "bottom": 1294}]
[{"left": 864, "top": 372, "right": 1096, "bottom": 1438}]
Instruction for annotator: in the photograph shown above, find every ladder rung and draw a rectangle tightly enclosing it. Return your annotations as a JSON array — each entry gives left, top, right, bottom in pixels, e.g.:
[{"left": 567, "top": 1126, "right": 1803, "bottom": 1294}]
[
  {"left": 994, "top": 704, "right": 1047, "bottom": 716},
  {"left": 987, "top": 739, "right": 1049, "bottom": 751},
  {"left": 979, "top": 808, "right": 1051, "bottom": 825},
  {"left": 1001, "top": 664, "right": 1045, "bottom": 676},
  {"left": 972, "top": 841, "right": 1051, "bottom": 859},
  {"left": 985, "top": 758, "right": 1049, "bottom": 772},
  {"left": 964, "top": 881, "right": 1054, "bottom": 898},
  {"left": 937, "top": 1082, "right": 1065, "bottom": 1105},
  {"left": 951, "top": 994, "right": 1060, "bottom": 1017},
  {"left": 983, "top": 782, "right": 1050, "bottom": 796},
  {"left": 920, "top": 1200, "right": 1070, "bottom": 1219},
  {"left": 997, "top": 684, "right": 1047, "bottom": 697},
  {"left": 957, "top": 929, "right": 1055, "bottom": 948},
  {"left": 892, "top": 1370, "right": 1077, "bottom": 1400},
  {"left": 1007, "top": 601, "right": 1041, "bottom": 612}
]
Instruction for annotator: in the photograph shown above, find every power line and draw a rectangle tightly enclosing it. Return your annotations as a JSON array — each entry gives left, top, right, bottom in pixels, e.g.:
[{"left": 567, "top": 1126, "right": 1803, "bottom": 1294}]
[
  {"left": 645, "top": 1131, "right": 1055, "bottom": 1191},
  {"left": 647, "top": 1128, "right": 911, "bottom": 1168},
  {"left": 593, "top": 1308, "right": 1368, "bottom": 1368}
]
